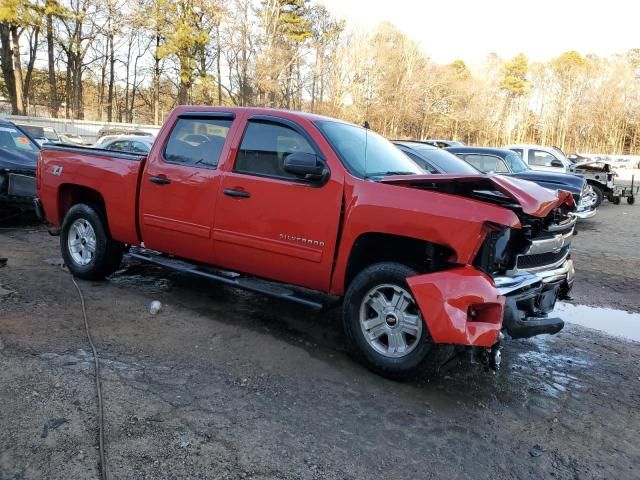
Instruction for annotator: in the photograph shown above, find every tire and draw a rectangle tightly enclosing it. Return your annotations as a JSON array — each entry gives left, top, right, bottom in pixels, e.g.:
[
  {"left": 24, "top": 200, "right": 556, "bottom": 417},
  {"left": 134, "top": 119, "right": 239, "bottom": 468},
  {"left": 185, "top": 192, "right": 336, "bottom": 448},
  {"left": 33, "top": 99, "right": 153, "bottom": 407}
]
[
  {"left": 343, "top": 262, "right": 437, "bottom": 380},
  {"left": 612, "top": 196, "right": 621, "bottom": 205},
  {"left": 589, "top": 183, "right": 604, "bottom": 208},
  {"left": 628, "top": 196, "right": 635, "bottom": 205},
  {"left": 60, "top": 203, "right": 124, "bottom": 280}
]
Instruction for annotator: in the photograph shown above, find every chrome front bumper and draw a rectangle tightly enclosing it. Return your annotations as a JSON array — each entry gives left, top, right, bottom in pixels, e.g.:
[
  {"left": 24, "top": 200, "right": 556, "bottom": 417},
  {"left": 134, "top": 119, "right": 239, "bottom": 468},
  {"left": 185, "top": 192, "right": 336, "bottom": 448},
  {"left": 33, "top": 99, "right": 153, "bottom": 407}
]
[
  {"left": 572, "top": 208, "right": 597, "bottom": 219},
  {"left": 494, "top": 259, "right": 574, "bottom": 295},
  {"left": 493, "top": 259, "right": 573, "bottom": 339}
]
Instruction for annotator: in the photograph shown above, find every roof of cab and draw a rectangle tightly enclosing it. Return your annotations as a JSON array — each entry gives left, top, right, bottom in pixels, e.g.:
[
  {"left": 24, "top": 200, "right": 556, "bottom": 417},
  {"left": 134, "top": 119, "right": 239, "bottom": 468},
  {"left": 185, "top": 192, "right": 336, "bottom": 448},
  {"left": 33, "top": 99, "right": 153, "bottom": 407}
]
[{"left": 446, "top": 146, "right": 516, "bottom": 157}]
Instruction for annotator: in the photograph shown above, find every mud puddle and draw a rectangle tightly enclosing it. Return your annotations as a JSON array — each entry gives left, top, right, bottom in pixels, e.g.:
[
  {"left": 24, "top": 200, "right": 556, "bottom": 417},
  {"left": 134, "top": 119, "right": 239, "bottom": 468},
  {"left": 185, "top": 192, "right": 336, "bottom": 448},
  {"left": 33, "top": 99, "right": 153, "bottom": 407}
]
[{"left": 556, "top": 302, "right": 640, "bottom": 342}]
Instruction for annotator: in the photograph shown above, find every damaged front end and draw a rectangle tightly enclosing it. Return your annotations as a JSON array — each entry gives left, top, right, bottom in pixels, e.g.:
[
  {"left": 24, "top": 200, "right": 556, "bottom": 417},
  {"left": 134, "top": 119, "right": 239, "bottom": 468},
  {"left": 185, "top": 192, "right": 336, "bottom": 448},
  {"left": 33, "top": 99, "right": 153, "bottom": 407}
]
[{"left": 386, "top": 174, "right": 577, "bottom": 370}]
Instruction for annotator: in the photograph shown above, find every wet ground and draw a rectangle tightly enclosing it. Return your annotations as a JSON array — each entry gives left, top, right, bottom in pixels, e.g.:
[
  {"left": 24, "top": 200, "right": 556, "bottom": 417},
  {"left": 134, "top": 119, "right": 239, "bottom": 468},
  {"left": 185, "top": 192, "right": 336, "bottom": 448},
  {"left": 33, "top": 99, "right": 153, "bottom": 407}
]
[{"left": 1, "top": 202, "right": 639, "bottom": 479}]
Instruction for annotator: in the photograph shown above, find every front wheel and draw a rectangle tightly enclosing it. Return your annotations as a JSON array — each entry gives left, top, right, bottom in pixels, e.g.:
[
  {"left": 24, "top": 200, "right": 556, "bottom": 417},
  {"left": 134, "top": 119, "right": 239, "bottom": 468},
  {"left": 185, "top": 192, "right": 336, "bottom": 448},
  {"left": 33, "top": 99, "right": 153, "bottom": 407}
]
[
  {"left": 61, "top": 203, "right": 124, "bottom": 280},
  {"left": 343, "top": 262, "right": 437, "bottom": 380},
  {"left": 590, "top": 183, "right": 604, "bottom": 208}
]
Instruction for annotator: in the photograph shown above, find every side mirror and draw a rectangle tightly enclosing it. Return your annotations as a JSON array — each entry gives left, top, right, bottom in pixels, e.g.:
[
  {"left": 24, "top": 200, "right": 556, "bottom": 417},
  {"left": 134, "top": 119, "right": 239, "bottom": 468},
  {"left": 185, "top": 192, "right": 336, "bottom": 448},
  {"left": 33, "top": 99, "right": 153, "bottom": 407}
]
[
  {"left": 283, "top": 152, "right": 329, "bottom": 184},
  {"left": 550, "top": 159, "right": 564, "bottom": 168}
]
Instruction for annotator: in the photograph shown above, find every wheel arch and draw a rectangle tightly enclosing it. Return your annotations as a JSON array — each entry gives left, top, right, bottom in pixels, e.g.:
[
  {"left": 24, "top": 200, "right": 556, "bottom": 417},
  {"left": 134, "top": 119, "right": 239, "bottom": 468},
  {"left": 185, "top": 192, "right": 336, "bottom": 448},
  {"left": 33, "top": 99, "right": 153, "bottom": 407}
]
[
  {"left": 339, "top": 232, "right": 455, "bottom": 295},
  {"left": 58, "top": 184, "right": 109, "bottom": 231}
]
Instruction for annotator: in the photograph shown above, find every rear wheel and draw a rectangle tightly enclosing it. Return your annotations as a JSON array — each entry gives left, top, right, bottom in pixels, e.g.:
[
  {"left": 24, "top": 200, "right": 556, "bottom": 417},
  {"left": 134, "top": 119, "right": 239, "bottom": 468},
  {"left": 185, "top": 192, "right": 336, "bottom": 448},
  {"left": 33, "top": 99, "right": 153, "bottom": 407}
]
[
  {"left": 628, "top": 196, "right": 635, "bottom": 205},
  {"left": 612, "top": 196, "right": 621, "bottom": 205},
  {"left": 343, "top": 262, "right": 437, "bottom": 379},
  {"left": 61, "top": 203, "right": 124, "bottom": 280}
]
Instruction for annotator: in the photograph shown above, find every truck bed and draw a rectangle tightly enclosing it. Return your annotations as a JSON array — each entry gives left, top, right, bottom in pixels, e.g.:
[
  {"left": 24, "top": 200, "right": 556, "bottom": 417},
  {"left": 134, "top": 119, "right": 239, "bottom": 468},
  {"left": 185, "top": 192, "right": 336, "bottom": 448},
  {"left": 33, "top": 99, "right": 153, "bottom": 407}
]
[{"left": 38, "top": 144, "right": 146, "bottom": 245}]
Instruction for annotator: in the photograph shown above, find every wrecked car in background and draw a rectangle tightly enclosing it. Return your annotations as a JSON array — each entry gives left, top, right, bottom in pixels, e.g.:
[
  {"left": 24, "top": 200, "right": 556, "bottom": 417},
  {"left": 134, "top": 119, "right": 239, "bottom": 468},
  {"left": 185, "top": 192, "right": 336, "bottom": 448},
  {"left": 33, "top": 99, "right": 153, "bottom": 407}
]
[
  {"left": 0, "top": 120, "right": 39, "bottom": 211},
  {"left": 37, "top": 106, "right": 576, "bottom": 379},
  {"left": 443, "top": 146, "right": 598, "bottom": 219},
  {"left": 506, "top": 144, "right": 616, "bottom": 207}
]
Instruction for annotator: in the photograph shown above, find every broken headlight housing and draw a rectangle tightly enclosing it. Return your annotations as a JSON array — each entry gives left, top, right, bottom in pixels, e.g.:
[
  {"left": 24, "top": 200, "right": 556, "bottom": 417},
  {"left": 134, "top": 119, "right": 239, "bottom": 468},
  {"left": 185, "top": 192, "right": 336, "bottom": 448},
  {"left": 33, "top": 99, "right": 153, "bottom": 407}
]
[{"left": 474, "top": 225, "right": 518, "bottom": 276}]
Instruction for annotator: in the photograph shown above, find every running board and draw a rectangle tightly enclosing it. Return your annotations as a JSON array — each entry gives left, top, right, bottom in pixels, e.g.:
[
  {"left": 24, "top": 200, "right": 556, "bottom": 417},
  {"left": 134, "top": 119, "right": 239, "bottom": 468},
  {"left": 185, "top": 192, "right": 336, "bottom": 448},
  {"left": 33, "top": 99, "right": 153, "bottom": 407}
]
[{"left": 127, "top": 248, "right": 324, "bottom": 310}]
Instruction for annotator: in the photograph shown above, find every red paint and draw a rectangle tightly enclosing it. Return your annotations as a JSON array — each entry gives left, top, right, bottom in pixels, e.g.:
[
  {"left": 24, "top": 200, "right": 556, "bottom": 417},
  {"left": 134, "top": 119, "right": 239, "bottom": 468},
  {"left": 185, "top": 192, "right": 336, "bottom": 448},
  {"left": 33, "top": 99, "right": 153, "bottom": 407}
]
[
  {"left": 37, "top": 106, "right": 575, "bottom": 348},
  {"left": 407, "top": 266, "right": 505, "bottom": 347},
  {"left": 381, "top": 174, "right": 575, "bottom": 217}
]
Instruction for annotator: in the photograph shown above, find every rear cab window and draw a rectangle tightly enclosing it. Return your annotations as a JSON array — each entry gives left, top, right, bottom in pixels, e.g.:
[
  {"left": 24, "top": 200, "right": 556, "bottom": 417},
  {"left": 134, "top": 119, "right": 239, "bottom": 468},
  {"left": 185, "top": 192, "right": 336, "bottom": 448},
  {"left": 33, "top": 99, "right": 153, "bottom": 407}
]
[
  {"left": 164, "top": 117, "right": 233, "bottom": 169},
  {"left": 460, "top": 154, "right": 509, "bottom": 173}
]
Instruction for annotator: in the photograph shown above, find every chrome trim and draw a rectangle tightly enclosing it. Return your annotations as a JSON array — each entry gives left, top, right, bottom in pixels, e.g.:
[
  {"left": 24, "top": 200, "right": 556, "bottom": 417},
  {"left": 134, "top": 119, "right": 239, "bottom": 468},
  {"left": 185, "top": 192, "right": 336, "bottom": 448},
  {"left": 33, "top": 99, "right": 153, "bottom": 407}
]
[
  {"left": 536, "top": 258, "right": 574, "bottom": 284},
  {"left": 571, "top": 208, "right": 597, "bottom": 220},
  {"left": 547, "top": 216, "right": 577, "bottom": 232},
  {"left": 495, "top": 259, "right": 574, "bottom": 296},
  {"left": 524, "top": 229, "right": 574, "bottom": 255},
  {"left": 494, "top": 273, "right": 542, "bottom": 295}
]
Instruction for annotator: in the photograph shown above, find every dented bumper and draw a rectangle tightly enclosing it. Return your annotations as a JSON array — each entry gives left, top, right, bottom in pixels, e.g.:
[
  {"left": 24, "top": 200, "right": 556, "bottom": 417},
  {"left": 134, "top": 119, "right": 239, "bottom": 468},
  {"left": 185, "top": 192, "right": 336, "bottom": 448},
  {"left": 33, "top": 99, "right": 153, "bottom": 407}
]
[
  {"left": 407, "top": 266, "right": 505, "bottom": 348},
  {"left": 407, "top": 262, "right": 572, "bottom": 348}
]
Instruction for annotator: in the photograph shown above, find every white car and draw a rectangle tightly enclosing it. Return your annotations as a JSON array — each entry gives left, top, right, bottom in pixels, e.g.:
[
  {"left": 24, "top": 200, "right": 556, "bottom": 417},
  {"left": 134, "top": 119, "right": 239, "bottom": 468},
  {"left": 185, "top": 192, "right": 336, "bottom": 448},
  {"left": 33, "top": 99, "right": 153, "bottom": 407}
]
[{"left": 94, "top": 135, "right": 154, "bottom": 154}]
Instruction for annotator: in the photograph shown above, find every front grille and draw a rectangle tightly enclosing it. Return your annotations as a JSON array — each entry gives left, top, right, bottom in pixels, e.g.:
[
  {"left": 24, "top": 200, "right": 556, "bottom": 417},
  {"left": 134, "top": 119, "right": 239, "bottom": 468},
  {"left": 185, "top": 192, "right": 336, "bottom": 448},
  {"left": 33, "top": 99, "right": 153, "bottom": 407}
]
[{"left": 517, "top": 245, "right": 570, "bottom": 269}]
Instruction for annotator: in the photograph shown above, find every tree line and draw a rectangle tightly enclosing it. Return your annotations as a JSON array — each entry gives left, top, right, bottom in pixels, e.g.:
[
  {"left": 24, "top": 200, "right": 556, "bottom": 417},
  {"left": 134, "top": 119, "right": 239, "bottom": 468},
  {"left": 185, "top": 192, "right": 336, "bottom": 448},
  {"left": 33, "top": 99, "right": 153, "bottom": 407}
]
[{"left": 1, "top": 0, "right": 640, "bottom": 154}]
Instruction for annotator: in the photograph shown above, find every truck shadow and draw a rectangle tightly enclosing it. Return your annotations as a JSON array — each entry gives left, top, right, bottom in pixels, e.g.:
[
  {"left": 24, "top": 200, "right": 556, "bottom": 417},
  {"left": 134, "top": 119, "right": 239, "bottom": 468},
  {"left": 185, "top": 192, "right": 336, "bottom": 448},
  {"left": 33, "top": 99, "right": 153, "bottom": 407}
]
[{"left": 108, "top": 258, "right": 590, "bottom": 416}]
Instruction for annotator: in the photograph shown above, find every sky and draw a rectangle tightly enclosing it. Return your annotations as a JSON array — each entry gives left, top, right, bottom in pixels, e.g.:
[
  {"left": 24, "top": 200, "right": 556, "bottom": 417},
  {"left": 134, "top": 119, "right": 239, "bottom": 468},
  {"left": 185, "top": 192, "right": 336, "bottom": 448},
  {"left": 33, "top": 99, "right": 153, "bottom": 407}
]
[{"left": 319, "top": 0, "right": 639, "bottom": 65}]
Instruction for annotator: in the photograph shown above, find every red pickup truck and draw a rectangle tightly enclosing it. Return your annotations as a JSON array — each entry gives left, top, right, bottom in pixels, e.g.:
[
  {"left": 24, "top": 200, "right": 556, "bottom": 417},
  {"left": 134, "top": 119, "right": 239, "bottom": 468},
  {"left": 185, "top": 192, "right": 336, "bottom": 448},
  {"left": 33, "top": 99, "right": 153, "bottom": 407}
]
[{"left": 36, "top": 106, "right": 577, "bottom": 378}]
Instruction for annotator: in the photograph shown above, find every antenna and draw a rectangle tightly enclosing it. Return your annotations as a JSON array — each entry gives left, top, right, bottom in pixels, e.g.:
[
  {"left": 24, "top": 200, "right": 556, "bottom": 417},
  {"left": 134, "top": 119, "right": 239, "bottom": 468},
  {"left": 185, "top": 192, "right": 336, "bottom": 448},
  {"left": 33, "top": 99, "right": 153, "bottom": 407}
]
[{"left": 363, "top": 122, "right": 369, "bottom": 177}]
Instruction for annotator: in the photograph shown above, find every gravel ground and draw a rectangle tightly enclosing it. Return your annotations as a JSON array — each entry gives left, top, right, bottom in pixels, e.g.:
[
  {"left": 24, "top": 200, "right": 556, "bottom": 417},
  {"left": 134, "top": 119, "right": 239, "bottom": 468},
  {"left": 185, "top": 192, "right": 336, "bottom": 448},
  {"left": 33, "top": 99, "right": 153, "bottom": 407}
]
[{"left": 0, "top": 202, "right": 639, "bottom": 480}]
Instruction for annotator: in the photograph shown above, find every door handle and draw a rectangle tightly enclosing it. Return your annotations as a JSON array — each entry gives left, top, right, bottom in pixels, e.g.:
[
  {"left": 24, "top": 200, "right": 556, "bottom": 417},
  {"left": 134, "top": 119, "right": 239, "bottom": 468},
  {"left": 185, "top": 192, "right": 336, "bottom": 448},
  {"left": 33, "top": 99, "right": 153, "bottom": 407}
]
[
  {"left": 149, "top": 175, "right": 171, "bottom": 185},
  {"left": 223, "top": 188, "right": 251, "bottom": 198}
]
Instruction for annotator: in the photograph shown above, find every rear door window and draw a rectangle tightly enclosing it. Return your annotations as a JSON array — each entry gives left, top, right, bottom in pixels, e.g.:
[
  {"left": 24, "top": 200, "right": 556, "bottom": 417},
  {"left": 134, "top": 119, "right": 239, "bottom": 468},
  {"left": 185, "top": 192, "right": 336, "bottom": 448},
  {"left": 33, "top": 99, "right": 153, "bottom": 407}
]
[
  {"left": 461, "top": 154, "right": 509, "bottom": 173},
  {"left": 164, "top": 117, "right": 232, "bottom": 169},
  {"left": 234, "top": 121, "right": 315, "bottom": 180}
]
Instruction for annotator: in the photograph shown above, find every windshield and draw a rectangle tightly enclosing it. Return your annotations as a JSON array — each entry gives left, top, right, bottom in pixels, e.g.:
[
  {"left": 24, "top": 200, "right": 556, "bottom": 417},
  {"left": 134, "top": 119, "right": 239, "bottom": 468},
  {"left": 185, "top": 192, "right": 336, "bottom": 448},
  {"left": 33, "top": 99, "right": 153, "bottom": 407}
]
[
  {"left": 408, "top": 144, "right": 479, "bottom": 174},
  {"left": 0, "top": 125, "right": 39, "bottom": 152},
  {"left": 315, "top": 121, "right": 423, "bottom": 178},
  {"left": 43, "top": 128, "right": 60, "bottom": 141},
  {"left": 17, "top": 125, "right": 44, "bottom": 139},
  {"left": 504, "top": 152, "right": 528, "bottom": 173}
]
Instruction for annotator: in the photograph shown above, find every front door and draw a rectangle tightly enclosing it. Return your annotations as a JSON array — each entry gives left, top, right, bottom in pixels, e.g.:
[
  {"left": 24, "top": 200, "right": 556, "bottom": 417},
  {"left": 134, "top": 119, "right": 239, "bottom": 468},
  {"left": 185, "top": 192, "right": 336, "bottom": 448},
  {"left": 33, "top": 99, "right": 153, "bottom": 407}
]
[
  {"left": 139, "top": 113, "right": 234, "bottom": 264},
  {"left": 527, "top": 149, "right": 565, "bottom": 172},
  {"left": 213, "top": 117, "right": 343, "bottom": 291}
]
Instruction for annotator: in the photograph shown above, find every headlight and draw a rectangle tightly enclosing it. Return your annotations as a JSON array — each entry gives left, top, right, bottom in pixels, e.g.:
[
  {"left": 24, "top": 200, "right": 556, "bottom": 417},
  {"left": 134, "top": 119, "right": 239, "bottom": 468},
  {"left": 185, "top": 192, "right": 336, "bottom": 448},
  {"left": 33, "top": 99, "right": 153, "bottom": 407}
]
[{"left": 474, "top": 226, "right": 515, "bottom": 275}]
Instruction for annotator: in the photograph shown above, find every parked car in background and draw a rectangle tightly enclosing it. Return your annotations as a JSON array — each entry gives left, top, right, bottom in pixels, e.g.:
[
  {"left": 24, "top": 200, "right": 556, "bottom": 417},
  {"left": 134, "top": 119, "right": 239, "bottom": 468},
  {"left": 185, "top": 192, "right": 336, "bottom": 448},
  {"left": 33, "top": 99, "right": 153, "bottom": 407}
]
[
  {"left": 397, "top": 139, "right": 465, "bottom": 149},
  {"left": 37, "top": 106, "right": 577, "bottom": 379},
  {"left": 445, "top": 146, "right": 597, "bottom": 219},
  {"left": 94, "top": 135, "right": 154, "bottom": 154},
  {"left": 505, "top": 144, "right": 615, "bottom": 207},
  {"left": 15, "top": 124, "right": 61, "bottom": 145},
  {"left": 59, "top": 133, "right": 89, "bottom": 145},
  {"left": 95, "top": 127, "right": 155, "bottom": 145},
  {"left": 0, "top": 120, "right": 39, "bottom": 209},
  {"left": 393, "top": 141, "right": 479, "bottom": 174},
  {"left": 394, "top": 142, "right": 597, "bottom": 219}
]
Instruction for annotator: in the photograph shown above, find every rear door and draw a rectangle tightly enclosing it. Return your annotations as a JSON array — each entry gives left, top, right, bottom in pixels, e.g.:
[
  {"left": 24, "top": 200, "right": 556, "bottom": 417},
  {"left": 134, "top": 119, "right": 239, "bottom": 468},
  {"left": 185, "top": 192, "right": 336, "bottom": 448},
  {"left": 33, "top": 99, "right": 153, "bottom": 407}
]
[
  {"left": 139, "top": 112, "right": 235, "bottom": 263},
  {"left": 213, "top": 116, "right": 343, "bottom": 291}
]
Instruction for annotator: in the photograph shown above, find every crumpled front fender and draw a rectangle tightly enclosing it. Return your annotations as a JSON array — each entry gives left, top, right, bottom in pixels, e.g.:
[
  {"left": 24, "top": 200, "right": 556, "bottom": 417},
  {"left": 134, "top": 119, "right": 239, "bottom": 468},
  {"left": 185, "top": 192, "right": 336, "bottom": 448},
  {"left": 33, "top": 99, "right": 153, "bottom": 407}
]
[{"left": 407, "top": 266, "right": 505, "bottom": 347}]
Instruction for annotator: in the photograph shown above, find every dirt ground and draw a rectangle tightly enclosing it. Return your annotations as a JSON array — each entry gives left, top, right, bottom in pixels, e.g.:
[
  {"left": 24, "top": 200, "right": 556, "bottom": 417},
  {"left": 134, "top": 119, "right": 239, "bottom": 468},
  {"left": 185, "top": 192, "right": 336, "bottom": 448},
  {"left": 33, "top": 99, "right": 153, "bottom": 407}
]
[{"left": 0, "top": 202, "right": 639, "bottom": 480}]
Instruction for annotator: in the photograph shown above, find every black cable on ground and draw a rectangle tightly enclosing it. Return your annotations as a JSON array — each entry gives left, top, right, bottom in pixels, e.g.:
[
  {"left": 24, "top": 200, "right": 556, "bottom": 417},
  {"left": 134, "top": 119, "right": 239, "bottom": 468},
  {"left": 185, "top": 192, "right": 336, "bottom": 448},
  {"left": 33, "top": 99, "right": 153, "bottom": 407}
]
[{"left": 69, "top": 273, "right": 108, "bottom": 480}]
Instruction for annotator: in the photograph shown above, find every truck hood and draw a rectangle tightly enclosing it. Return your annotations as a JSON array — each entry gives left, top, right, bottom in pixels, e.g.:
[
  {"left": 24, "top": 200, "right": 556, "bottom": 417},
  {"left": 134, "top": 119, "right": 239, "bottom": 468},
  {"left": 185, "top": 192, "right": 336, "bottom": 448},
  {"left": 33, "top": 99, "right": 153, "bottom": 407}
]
[
  {"left": 510, "top": 170, "right": 584, "bottom": 196},
  {"left": 0, "top": 146, "right": 38, "bottom": 173},
  {"left": 570, "top": 161, "right": 611, "bottom": 173},
  {"left": 380, "top": 174, "right": 575, "bottom": 217}
]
